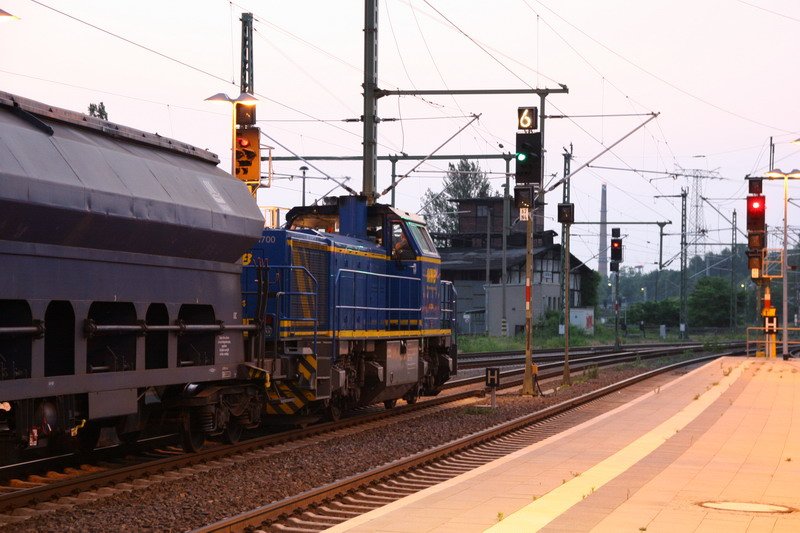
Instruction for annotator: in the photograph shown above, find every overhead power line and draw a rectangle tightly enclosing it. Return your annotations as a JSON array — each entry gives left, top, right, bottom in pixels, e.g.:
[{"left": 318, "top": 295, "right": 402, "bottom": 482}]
[
  {"left": 28, "top": 0, "right": 231, "bottom": 86},
  {"left": 532, "top": 0, "right": 796, "bottom": 133}
]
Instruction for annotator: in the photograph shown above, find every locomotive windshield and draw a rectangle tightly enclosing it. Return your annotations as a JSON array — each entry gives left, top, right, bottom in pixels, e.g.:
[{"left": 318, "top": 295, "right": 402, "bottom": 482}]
[{"left": 406, "top": 222, "right": 437, "bottom": 255}]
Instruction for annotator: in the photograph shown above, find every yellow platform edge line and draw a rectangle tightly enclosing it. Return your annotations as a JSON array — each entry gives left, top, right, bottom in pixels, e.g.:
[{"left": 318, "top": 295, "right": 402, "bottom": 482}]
[{"left": 486, "top": 359, "right": 747, "bottom": 532}]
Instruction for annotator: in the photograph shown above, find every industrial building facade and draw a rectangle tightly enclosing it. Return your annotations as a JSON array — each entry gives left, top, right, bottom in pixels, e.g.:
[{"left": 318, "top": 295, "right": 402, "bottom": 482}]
[{"left": 434, "top": 197, "right": 594, "bottom": 335}]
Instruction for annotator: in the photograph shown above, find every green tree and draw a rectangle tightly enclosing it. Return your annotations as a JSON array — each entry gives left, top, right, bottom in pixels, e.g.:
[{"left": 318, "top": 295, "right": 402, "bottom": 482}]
[
  {"left": 88, "top": 102, "right": 108, "bottom": 120},
  {"left": 688, "top": 276, "right": 732, "bottom": 327},
  {"left": 627, "top": 299, "right": 680, "bottom": 326},
  {"left": 581, "top": 270, "right": 601, "bottom": 308},
  {"left": 420, "top": 159, "right": 494, "bottom": 234}
]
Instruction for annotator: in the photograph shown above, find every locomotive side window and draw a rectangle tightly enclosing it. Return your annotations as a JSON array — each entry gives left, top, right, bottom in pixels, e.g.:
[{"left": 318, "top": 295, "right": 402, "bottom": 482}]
[
  {"left": 367, "top": 215, "right": 384, "bottom": 245},
  {"left": 44, "top": 301, "right": 75, "bottom": 377},
  {"left": 290, "top": 214, "right": 339, "bottom": 233},
  {"left": 391, "top": 222, "right": 415, "bottom": 260}
]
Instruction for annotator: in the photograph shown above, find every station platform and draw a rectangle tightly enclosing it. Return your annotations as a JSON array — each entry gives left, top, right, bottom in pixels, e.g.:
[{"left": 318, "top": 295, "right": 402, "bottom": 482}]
[{"left": 328, "top": 357, "right": 800, "bottom": 532}]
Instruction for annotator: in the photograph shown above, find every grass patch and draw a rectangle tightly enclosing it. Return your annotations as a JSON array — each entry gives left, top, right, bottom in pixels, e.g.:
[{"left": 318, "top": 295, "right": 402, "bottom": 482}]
[{"left": 462, "top": 406, "right": 493, "bottom": 416}]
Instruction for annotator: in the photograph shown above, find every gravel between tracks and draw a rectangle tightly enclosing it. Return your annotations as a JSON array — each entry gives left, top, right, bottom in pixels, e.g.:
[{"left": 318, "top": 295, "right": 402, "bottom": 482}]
[{"left": 5, "top": 365, "right": 677, "bottom": 532}]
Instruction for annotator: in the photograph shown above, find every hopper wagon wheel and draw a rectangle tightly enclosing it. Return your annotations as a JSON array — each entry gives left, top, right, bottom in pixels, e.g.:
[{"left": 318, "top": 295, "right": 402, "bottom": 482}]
[
  {"left": 180, "top": 411, "right": 206, "bottom": 453},
  {"left": 118, "top": 431, "right": 140, "bottom": 446},
  {"left": 222, "top": 418, "right": 243, "bottom": 445},
  {"left": 383, "top": 399, "right": 397, "bottom": 410},
  {"left": 77, "top": 423, "right": 101, "bottom": 454}
]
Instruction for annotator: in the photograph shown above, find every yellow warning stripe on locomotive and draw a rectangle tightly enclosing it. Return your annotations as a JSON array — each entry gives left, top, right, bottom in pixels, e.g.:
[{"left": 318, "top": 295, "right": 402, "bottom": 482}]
[
  {"left": 277, "top": 328, "right": 452, "bottom": 339},
  {"left": 288, "top": 239, "right": 441, "bottom": 264},
  {"left": 265, "top": 380, "right": 316, "bottom": 415}
]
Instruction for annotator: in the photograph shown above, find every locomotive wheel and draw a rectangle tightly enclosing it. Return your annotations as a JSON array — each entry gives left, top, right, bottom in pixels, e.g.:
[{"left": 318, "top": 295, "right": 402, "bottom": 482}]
[
  {"left": 383, "top": 399, "right": 397, "bottom": 410},
  {"left": 404, "top": 385, "right": 420, "bottom": 405},
  {"left": 180, "top": 412, "right": 205, "bottom": 453},
  {"left": 326, "top": 399, "right": 343, "bottom": 422},
  {"left": 77, "top": 424, "right": 101, "bottom": 454},
  {"left": 222, "top": 419, "right": 243, "bottom": 445}
]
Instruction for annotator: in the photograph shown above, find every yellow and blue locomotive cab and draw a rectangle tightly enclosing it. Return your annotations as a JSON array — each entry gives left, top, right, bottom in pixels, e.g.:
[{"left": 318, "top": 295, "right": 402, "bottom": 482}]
[{"left": 241, "top": 196, "right": 456, "bottom": 419}]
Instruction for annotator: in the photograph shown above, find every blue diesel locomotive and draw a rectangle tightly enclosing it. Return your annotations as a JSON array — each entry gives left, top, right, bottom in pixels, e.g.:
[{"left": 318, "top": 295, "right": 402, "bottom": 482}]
[{"left": 242, "top": 195, "right": 457, "bottom": 421}]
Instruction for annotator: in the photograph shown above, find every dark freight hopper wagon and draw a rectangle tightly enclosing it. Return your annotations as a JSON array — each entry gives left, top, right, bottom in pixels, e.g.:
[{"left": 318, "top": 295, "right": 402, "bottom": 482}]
[{"left": 0, "top": 92, "right": 265, "bottom": 457}]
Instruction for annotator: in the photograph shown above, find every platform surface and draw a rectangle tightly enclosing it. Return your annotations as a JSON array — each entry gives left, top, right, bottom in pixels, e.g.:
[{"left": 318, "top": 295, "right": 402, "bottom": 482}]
[{"left": 327, "top": 357, "right": 800, "bottom": 532}]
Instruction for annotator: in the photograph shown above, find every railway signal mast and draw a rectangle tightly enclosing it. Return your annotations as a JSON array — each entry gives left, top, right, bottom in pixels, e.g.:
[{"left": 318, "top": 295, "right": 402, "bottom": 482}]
[
  {"left": 515, "top": 106, "right": 541, "bottom": 396},
  {"left": 610, "top": 228, "right": 623, "bottom": 348},
  {"left": 745, "top": 177, "right": 775, "bottom": 357}
]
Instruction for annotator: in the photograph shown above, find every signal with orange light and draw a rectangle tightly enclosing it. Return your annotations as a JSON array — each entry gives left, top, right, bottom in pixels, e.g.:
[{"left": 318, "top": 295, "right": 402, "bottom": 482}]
[
  {"left": 234, "top": 127, "right": 261, "bottom": 182},
  {"left": 610, "top": 238, "right": 623, "bottom": 262}
]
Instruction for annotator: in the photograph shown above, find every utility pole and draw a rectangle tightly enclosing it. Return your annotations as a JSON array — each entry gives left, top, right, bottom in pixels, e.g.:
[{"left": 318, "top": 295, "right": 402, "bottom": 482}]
[
  {"left": 502, "top": 155, "right": 513, "bottom": 337},
  {"left": 299, "top": 166, "right": 308, "bottom": 206},
  {"left": 655, "top": 222, "right": 667, "bottom": 301},
  {"left": 362, "top": 0, "right": 379, "bottom": 202},
  {"left": 614, "top": 270, "right": 621, "bottom": 348},
  {"left": 655, "top": 190, "right": 688, "bottom": 337},
  {"left": 485, "top": 209, "right": 491, "bottom": 334},
  {"left": 560, "top": 146, "right": 572, "bottom": 323},
  {"left": 561, "top": 147, "right": 573, "bottom": 386},
  {"left": 731, "top": 209, "right": 737, "bottom": 330},
  {"left": 681, "top": 188, "right": 688, "bottom": 338},
  {"left": 240, "top": 13, "right": 254, "bottom": 97},
  {"left": 389, "top": 156, "right": 398, "bottom": 207}
]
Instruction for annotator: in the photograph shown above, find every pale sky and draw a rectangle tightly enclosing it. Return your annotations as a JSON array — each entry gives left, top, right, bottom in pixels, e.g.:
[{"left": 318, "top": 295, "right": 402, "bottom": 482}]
[{"left": 2, "top": 0, "right": 798, "bottom": 273}]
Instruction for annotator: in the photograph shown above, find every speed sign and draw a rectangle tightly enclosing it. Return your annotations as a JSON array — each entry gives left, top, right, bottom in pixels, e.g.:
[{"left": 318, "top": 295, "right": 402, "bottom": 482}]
[{"left": 517, "top": 107, "right": 538, "bottom": 130}]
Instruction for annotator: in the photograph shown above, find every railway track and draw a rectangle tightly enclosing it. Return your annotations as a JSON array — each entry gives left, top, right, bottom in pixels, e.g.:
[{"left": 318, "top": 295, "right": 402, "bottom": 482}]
[
  {"left": 196, "top": 352, "right": 731, "bottom": 533},
  {"left": 456, "top": 341, "right": 742, "bottom": 369},
  {"left": 0, "top": 342, "right": 742, "bottom": 524}
]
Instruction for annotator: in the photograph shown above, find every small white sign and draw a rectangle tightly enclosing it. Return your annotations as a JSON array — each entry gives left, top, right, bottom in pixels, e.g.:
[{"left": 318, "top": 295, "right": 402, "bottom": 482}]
[{"left": 520, "top": 207, "right": 530, "bottom": 221}]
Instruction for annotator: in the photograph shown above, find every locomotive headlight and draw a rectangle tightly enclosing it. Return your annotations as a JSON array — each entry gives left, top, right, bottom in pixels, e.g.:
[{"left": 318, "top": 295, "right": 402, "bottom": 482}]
[{"left": 264, "top": 325, "right": 274, "bottom": 337}]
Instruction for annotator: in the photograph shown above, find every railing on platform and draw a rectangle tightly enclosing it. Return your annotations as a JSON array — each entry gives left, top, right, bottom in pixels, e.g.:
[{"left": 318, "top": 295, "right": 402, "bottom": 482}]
[{"left": 746, "top": 326, "right": 800, "bottom": 357}]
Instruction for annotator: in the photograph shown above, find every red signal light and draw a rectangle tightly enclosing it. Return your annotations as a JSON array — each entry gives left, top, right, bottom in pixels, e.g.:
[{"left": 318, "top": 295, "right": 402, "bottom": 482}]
[
  {"left": 237, "top": 137, "right": 251, "bottom": 148},
  {"left": 747, "top": 195, "right": 764, "bottom": 212},
  {"left": 747, "top": 195, "right": 765, "bottom": 233}
]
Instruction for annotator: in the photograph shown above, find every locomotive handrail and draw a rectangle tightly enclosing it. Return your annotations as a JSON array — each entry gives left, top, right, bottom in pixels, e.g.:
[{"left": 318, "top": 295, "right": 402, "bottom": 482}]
[
  {"left": 268, "top": 265, "right": 319, "bottom": 352},
  {"left": 439, "top": 279, "right": 456, "bottom": 332},
  {"left": 333, "top": 268, "right": 422, "bottom": 338}
]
